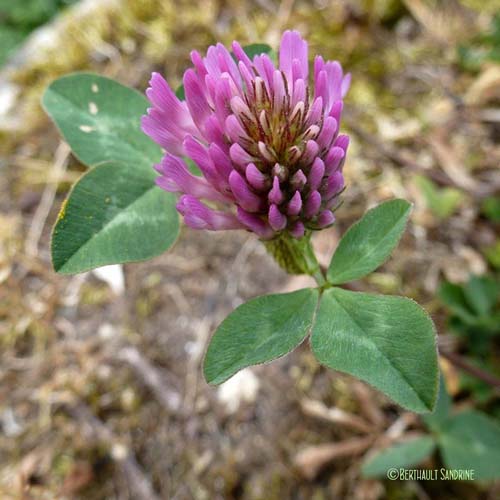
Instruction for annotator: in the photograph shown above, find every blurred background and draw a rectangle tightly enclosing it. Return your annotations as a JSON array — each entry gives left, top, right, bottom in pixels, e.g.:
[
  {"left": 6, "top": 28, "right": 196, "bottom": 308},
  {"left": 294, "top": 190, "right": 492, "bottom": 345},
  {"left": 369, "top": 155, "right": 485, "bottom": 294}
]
[{"left": 1, "top": 0, "right": 499, "bottom": 498}]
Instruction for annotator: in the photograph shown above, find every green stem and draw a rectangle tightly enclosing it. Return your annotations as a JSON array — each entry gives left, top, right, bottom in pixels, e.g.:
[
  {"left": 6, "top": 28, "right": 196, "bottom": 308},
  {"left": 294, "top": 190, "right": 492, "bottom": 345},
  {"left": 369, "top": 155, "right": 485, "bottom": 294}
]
[
  {"left": 263, "top": 232, "right": 326, "bottom": 286},
  {"left": 312, "top": 267, "right": 326, "bottom": 287}
]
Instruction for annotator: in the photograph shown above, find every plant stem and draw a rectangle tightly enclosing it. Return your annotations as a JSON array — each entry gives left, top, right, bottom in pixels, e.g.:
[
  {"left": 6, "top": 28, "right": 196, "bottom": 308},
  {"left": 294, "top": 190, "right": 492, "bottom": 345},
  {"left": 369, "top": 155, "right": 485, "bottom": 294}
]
[
  {"left": 312, "top": 267, "right": 326, "bottom": 287},
  {"left": 263, "top": 232, "right": 325, "bottom": 286},
  {"left": 440, "top": 350, "right": 500, "bottom": 389}
]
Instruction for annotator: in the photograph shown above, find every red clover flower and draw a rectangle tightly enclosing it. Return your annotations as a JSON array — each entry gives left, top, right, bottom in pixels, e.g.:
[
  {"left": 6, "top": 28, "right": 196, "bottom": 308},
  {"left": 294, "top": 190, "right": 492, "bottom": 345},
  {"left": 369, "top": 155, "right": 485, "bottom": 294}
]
[{"left": 142, "top": 31, "right": 350, "bottom": 241}]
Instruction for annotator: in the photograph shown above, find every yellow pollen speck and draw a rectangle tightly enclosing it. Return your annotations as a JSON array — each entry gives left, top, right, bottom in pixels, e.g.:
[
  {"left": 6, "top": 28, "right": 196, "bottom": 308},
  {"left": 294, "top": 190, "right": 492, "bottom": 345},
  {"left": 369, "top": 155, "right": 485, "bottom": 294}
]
[
  {"left": 57, "top": 199, "right": 68, "bottom": 221},
  {"left": 105, "top": 197, "right": 111, "bottom": 203},
  {"left": 91, "top": 83, "right": 99, "bottom": 93},
  {"left": 89, "top": 102, "right": 98, "bottom": 115}
]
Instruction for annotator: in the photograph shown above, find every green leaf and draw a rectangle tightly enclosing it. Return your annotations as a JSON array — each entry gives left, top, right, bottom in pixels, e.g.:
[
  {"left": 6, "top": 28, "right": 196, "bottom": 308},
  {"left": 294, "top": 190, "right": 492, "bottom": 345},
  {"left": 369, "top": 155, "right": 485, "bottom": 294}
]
[
  {"left": 437, "top": 410, "right": 500, "bottom": 480},
  {"left": 481, "top": 196, "right": 500, "bottom": 223},
  {"left": 463, "top": 275, "right": 499, "bottom": 317},
  {"left": 42, "top": 73, "right": 161, "bottom": 170},
  {"left": 311, "top": 287, "right": 439, "bottom": 413},
  {"left": 175, "top": 84, "right": 185, "bottom": 101},
  {"left": 184, "top": 157, "right": 202, "bottom": 176},
  {"left": 361, "top": 437, "right": 436, "bottom": 478},
  {"left": 438, "top": 280, "right": 476, "bottom": 324},
  {"left": 457, "top": 45, "right": 487, "bottom": 72},
  {"left": 0, "top": 26, "right": 27, "bottom": 67},
  {"left": 422, "top": 375, "right": 452, "bottom": 432},
  {"left": 52, "top": 162, "right": 179, "bottom": 274},
  {"left": 484, "top": 240, "right": 500, "bottom": 269},
  {"left": 414, "top": 175, "right": 463, "bottom": 219},
  {"left": 237, "top": 43, "right": 273, "bottom": 59},
  {"left": 327, "top": 199, "right": 411, "bottom": 285},
  {"left": 204, "top": 288, "right": 319, "bottom": 385},
  {"left": 439, "top": 276, "right": 500, "bottom": 329}
]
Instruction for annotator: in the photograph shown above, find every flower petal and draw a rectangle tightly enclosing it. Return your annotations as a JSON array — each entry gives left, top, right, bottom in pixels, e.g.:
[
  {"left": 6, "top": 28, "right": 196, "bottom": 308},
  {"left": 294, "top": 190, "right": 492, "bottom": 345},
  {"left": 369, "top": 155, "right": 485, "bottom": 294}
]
[
  {"left": 272, "top": 70, "right": 286, "bottom": 113},
  {"left": 290, "top": 221, "right": 305, "bottom": 238},
  {"left": 341, "top": 73, "right": 351, "bottom": 98},
  {"left": 229, "top": 143, "right": 255, "bottom": 168},
  {"left": 316, "top": 116, "right": 338, "bottom": 150},
  {"left": 156, "top": 154, "right": 228, "bottom": 202},
  {"left": 141, "top": 115, "right": 185, "bottom": 156},
  {"left": 308, "top": 158, "right": 325, "bottom": 191},
  {"left": 279, "top": 30, "right": 308, "bottom": 84},
  {"left": 246, "top": 163, "right": 269, "bottom": 191},
  {"left": 329, "top": 100, "right": 343, "bottom": 123},
  {"left": 237, "top": 207, "right": 274, "bottom": 238},
  {"left": 305, "top": 97, "right": 323, "bottom": 126},
  {"left": 291, "top": 78, "right": 306, "bottom": 107},
  {"left": 287, "top": 190, "right": 302, "bottom": 215},
  {"left": 184, "top": 68, "right": 211, "bottom": 135},
  {"left": 304, "top": 190, "right": 321, "bottom": 218},
  {"left": 232, "top": 41, "right": 253, "bottom": 69},
  {"left": 268, "top": 176, "right": 284, "bottom": 204},
  {"left": 145, "top": 72, "right": 197, "bottom": 132},
  {"left": 208, "top": 143, "right": 233, "bottom": 180},
  {"left": 184, "top": 136, "right": 225, "bottom": 190},
  {"left": 177, "top": 195, "right": 243, "bottom": 230},
  {"left": 323, "top": 171, "right": 344, "bottom": 199},
  {"left": 225, "top": 114, "right": 249, "bottom": 143},
  {"left": 317, "top": 209, "right": 335, "bottom": 227},
  {"left": 290, "top": 169, "right": 307, "bottom": 190},
  {"left": 301, "top": 140, "right": 319, "bottom": 165},
  {"left": 324, "top": 146, "right": 345, "bottom": 173},
  {"left": 268, "top": 204, "right": 287, "bottom": 231},
  {"left": 253, "top": 54, "right": 276, "bottom": 92},
  {"left": 229, "top": 170, "right": 265, "bottom": 212}
]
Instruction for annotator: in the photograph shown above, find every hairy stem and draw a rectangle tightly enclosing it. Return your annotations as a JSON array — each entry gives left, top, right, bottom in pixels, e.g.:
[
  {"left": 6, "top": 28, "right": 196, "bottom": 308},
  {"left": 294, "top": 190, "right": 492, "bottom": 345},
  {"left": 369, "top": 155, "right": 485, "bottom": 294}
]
[{"left": 263, "top": 232, "right": 325, "bottom": 285}]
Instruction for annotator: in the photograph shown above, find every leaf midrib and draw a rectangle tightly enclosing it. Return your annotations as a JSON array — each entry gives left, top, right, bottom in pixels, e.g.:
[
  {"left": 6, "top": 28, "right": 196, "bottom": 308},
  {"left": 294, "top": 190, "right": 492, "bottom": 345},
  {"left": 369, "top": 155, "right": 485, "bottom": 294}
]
[
  {"left": 56, "top": 176, "right": 159, "bottom": 272},
  {"left": 211, "top": 290, "right": 318, "bottom": 382},
  {"left": 328, "top": 290, "right": 428, "bottom": 410},
  {"left": 329, "top": 206, "right": 409, "bottom": 283}
]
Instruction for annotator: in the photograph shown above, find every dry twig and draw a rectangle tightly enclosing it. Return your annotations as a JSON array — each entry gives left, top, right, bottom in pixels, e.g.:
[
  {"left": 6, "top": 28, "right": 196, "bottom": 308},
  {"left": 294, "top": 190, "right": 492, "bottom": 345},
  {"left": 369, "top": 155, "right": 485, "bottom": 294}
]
[
  {"left": 24, "top": 142, "right": 70, "bottom": 257},
  {"left": 440, "top": 350, "right": 500, "bottom": 389},
  {"left": 69, "top": 404, "right": 161, "bottom": 500},
  {"left": 294, "top": 436, "right": 375, "bottom": 480},
  {"left": 117, "top": 347, "right": 183, "bottom": 414},
  {"left": 351, "top": 381, "right": 386, "bottom": 429},
  {"left": 300, "top": 398, "right": 372, "bottom": 434},
  {"left": 345, "top": 115, "right": 499, "bottom": 198}
]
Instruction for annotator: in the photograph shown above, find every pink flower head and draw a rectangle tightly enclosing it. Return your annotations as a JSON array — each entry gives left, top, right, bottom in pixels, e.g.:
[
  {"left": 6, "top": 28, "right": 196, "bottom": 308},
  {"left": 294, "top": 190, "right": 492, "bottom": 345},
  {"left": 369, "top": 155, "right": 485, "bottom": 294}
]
[{"left": 142, "top": 31, "right": 350, "bottom": 239}]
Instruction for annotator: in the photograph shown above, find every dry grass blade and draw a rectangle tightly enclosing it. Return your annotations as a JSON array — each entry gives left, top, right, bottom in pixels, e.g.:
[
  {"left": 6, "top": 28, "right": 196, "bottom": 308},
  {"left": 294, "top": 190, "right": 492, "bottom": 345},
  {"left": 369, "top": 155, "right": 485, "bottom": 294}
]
[
  {"left": 294, "top": 436, "right": 375, "bottom": 480},
  {"left": 24, "top": 142, "right": 70, "bottom": 258},
  {"left": 427, "top": 136, "right": 478, "bottom": 191},
  {"left": 403, "top": 0, "right": 476, "bottom": 44},
  {"left": 117, "top": 347, "right": 183, "bottom": 414},
  {"left": 351, "top": 381, "right": 386, "bottom": 429},
  {"left": 300, "top": 398, "right": 372, "bottom": 434}
]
